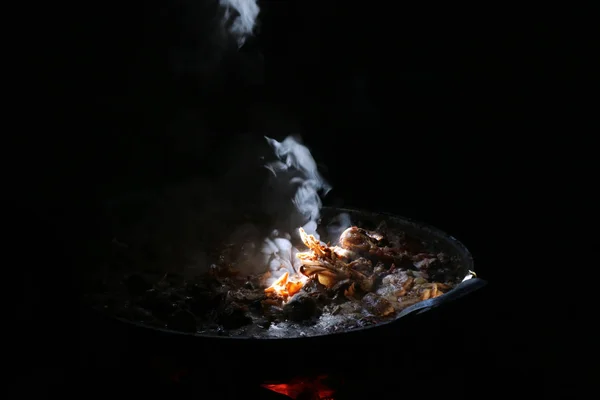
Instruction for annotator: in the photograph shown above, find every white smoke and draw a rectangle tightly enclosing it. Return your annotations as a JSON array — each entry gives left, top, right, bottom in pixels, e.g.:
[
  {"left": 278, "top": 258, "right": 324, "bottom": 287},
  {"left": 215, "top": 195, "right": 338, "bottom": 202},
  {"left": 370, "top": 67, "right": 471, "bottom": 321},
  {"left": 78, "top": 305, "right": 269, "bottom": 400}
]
[
  {"left": 326, "top": 212, "right": 352, "bottom": 245},
  {"left": 262, "top": 233, "right": 302, "bottom": 276},
  {"left": 168, "top": 0, "right": 260, "bottom": 85},
  {"left": 260, "top": 135, "right": 332, "bottom": 283},
  {"left": 220, "top": 0, "right": 260, "bottom": 47},
  {"left": 265, "top": 136, "right": 331, "bottom": 237}
]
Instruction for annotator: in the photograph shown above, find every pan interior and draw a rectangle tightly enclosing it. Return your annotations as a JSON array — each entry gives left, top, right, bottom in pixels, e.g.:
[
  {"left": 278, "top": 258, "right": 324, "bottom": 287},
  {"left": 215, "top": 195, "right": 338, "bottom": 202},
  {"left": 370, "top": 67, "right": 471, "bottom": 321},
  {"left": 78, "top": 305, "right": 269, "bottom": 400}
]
[{"left": 85, "top": 206, "right": 475, "bottom": 338}]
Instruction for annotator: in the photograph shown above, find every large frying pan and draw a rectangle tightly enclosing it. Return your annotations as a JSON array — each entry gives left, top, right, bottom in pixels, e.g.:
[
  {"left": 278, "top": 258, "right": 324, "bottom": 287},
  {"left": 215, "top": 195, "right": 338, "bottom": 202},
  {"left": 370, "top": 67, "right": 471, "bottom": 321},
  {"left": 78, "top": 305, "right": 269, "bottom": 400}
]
[{"left": 81, "top": 206, "right": 486, "bottom": 379}]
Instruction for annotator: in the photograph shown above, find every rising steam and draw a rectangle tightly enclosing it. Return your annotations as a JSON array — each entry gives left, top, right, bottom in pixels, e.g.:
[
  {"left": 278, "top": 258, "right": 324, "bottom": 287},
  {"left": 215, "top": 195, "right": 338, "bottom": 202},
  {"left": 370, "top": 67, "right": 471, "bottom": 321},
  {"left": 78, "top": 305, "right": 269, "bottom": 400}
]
[
  {"left": 259, "top": 136, "right": 334, "bottom": 283},
  {"left": 225, "top": 135, "right": 349, "bottom": 285},
  {"left": 220, "top": 0, "right": 260, "bottom": 47},
  {"left": 264, "top": 136, "right": 331, "bottom": 237}
]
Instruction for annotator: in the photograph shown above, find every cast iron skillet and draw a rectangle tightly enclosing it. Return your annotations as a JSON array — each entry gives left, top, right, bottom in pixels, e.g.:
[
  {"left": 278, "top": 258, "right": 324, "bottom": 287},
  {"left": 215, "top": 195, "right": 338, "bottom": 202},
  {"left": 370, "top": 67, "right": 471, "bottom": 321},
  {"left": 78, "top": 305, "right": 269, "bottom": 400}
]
[{"left": 83, "top": 207, "right": 486, "bottom": 376}]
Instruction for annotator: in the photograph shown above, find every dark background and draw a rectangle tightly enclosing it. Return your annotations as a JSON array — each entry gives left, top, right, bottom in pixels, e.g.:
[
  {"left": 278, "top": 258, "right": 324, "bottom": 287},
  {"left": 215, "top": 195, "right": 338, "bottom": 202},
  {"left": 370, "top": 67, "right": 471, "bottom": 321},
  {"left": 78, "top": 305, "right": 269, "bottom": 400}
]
[{"left": 17, "top": 0, "right": 588, "bottom": 397}]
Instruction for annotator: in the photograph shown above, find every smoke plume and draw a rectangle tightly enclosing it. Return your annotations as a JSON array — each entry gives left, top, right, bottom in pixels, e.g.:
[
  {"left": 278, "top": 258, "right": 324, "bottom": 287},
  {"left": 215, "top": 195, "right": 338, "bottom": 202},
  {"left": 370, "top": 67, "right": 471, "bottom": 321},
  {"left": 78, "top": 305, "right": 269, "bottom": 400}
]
[
  {"left": 100, "top": 133, "right": 348, "bottom": 287},
  {"left": 325, "top": 212, "right": 352, "bottom": 246},
  {"left": 256, "top": 135, "right": 333, "bottom": 283},
  {"left": 264, "top": 135, "right": 331, "bottom": 237},
  {"left": 170, "top": 0, "right": 260, "bottom": 85},
  {"left": 220, "top": 0, "right": 260, "bottom": 47}
]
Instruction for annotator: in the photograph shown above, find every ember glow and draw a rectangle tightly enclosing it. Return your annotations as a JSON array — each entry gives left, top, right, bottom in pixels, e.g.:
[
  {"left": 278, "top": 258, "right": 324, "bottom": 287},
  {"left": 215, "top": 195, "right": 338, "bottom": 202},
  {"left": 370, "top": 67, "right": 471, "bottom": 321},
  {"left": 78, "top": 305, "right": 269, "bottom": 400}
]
[
  {"left": 264, "top": 226, "right": 349, "bottom": 299},
  {"left": 264, "top": 271, "right": 308, "bottom": 300},
  {"left": 261, "top": 375, "right": 336, "bottom": 400}
]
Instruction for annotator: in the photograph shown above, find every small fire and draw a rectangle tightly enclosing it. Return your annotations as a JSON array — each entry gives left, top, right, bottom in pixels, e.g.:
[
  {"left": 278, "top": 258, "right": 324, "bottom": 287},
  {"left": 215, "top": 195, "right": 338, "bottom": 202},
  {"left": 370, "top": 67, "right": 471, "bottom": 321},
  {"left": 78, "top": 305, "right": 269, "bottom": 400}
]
[
  {"left": 261, "top": 375, "right": 336, "bottom": 400},
  {"left": 264, "top": 271, "right": 308, "bottom": 300},
  {"left": 263, "top": 227, "right": 327, "bottom": 300}
]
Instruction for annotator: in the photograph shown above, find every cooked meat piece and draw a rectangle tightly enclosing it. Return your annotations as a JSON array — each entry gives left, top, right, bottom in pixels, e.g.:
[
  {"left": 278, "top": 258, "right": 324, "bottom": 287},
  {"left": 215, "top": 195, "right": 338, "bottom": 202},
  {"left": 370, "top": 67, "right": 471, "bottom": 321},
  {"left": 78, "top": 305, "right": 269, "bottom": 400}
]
[
  {"left": 361, "top": 293, "right": 395, "bottom": 317},
  {"left": 283, "top": 292, "right": 321, "bottom": 322}
]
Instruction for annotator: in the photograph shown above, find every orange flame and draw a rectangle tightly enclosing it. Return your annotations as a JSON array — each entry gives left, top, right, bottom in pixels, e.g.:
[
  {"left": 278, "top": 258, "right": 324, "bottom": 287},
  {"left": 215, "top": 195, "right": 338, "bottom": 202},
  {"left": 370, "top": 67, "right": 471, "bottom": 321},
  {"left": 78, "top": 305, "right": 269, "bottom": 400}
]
[
  {"left": 261, "top": 375, "right": 335, "bottom": 399},
  {"left": 264, "top": 271, "right": 307, "bottom": 300}
]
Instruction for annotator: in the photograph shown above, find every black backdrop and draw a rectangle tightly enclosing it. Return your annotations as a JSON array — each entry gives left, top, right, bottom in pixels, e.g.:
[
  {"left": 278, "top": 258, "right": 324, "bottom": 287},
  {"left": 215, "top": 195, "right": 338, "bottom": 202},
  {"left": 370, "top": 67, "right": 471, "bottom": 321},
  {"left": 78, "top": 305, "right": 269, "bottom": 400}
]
[{"left": 17, "top": 0, "right": 588, "bottom": 396}]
